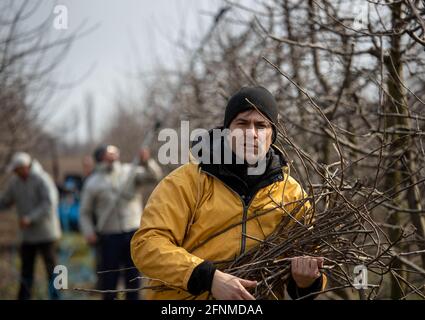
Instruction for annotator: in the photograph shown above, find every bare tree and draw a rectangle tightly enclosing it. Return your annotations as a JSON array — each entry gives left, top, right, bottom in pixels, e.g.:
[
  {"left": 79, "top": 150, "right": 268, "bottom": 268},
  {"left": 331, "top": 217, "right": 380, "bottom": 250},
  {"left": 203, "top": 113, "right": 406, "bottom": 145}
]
[{"left": 0, "top": 0, "right": 93, "bottom": 174}]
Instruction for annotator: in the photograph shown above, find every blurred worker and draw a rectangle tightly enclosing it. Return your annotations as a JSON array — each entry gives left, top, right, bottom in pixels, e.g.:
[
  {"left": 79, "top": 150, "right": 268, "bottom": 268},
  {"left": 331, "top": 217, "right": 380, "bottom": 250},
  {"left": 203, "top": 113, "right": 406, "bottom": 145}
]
[
  {"left": 80, "top": 144, "right": 162, "bottom": 300},
  {"left": 0, "top": 152, "right": 62, "bottom": 300}
]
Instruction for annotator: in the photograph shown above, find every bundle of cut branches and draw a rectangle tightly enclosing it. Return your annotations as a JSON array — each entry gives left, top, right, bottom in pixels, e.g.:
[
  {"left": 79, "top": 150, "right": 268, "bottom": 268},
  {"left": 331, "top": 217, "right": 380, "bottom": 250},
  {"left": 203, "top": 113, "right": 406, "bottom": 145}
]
[{"left": 221, "top": 188, "right": 417, "bottom": 300}]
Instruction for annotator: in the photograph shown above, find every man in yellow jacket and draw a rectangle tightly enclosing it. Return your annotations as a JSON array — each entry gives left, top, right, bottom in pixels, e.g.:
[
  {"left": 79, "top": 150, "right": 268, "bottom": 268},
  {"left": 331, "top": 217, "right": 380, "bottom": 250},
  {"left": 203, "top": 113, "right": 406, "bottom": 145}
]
[{"left": 131, "top": 86, "right": 326, "bottom": 300}]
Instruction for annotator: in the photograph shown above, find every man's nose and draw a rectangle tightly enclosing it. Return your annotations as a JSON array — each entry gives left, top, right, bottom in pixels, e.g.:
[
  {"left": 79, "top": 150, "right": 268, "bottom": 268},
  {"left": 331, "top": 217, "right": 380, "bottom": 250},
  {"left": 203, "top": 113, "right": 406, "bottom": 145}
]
[{"left": 245, "top": 124, "right": 258, "bottom": 139}]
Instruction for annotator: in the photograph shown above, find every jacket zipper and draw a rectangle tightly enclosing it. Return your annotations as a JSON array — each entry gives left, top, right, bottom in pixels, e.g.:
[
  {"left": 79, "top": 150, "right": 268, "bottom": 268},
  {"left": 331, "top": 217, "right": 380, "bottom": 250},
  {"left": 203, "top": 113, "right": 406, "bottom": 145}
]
[
  {"left": 240, "top": 196, "right": 259, "bottom": 255},
  {"left": 201, "top": 170, "right": 257, "bottom": 256}
]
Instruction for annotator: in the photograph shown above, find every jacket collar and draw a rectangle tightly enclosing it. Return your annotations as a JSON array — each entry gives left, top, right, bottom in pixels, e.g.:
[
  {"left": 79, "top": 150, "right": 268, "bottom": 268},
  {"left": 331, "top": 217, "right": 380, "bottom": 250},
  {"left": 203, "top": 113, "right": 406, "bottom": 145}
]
[{"left": 191, "top": 128, "right": 287, "bottom": 199}]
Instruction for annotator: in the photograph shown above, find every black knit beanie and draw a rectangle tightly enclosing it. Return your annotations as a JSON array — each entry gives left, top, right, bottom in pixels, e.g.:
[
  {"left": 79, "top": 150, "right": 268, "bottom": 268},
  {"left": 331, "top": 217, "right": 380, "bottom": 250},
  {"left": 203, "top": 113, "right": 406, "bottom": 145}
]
[{"left": 223, "top": 86, "right": 278, "bottom": 142}]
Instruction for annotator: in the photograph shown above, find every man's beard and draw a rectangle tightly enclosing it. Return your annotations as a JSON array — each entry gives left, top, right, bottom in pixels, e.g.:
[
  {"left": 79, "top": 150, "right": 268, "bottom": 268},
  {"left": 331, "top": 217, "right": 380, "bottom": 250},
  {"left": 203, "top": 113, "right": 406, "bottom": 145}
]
[{"left": 99, "top": 161, "right": 118, "bottom": 172}]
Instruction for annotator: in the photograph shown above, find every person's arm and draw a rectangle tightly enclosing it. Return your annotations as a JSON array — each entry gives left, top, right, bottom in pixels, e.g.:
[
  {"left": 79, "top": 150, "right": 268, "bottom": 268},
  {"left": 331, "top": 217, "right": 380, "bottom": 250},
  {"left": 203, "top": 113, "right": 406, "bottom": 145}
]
[
  {"left": 187, "top": 260, "right": 217, "bottom": 295},
  {"left": 134, "top": 158, "right": 163, "bottom": 185},
  {"left": 187, "top": 260, "right": 258, "bottom": 299},
  {"left": 131, "top": 164, "right": 205, "bottom": 291},
  {"left": 26, "top": 178, "right": 53, "bottom": 223},
  {"left": 0, "top": 182, "right": 14, "bottom": 211},
  {"left": 284, "top": 176, "right": 327, "bottom": 299},
  {"left": 287, "top": 267, "right": 326, "bottom": 300},
  {"left": 131, "top": 164, "right": 258, "bottom": 299},
  {"left": 79, "top": 182, "right": 97, "bottom": 244}
]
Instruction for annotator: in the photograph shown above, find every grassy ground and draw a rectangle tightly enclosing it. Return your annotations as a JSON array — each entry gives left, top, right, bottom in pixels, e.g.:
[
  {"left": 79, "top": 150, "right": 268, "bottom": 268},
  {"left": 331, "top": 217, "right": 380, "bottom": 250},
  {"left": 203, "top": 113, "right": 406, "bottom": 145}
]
[{"left": 0, "top": 232, "right": 98, "bottom": 300}]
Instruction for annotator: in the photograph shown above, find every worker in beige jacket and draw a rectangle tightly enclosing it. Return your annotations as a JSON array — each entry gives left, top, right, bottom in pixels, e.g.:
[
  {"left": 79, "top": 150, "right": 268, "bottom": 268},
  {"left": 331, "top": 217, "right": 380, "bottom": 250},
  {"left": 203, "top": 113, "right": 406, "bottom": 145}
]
[{"left": 80, "top": 144, "right": 162, "bottom": 300}]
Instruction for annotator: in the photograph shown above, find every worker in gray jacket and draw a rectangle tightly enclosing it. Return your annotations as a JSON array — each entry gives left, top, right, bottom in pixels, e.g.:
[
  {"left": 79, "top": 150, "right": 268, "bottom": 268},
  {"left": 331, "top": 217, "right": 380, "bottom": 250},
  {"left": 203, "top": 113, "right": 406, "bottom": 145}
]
[
  {"left": 80, "top": 144, "right": 162, "bottom": 300},
  {"left": 0, "top": 152, "right": 62, "bottom": 300}
]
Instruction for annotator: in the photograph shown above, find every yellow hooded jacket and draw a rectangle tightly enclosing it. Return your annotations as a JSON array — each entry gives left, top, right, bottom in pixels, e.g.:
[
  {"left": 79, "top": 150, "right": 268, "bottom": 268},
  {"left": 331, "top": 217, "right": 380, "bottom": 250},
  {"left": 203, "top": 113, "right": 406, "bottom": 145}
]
[{"left": 131, "top": 147, "right": 325, "bottom": 299}]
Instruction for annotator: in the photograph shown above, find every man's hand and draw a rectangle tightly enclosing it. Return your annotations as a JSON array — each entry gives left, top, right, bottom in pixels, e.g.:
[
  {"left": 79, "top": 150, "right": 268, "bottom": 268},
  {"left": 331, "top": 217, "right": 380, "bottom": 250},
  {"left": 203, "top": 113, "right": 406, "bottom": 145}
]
[
  {"left": 139, "top": 148, "right": 151, "bottom": 165},
  {"left": 85, "top": 233, "right": 98, "bottom": 246},
  {"left": 19, "top": 216, "right": 31, "bottom": 229},
  {"left": 211, "top": 270, "right": 257, "bottom": 300},
  {"left": 291, "top": 256, "right": 324, "bottom": 288}
]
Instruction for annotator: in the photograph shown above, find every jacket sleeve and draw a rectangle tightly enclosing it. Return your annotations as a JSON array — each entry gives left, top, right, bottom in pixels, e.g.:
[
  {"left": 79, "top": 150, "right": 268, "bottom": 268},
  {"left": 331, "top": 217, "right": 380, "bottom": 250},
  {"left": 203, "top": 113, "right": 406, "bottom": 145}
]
[
  {"left": 27, "top": 178, "right": 53, "bottom": 223},
  {"left": 0, "top": 182, "right": 14, "bottom": 211},
  {"left": 284, "top": 175, "right": 313, "bottom": 226},
  {"left": 287, "top": 273, "right": 326, "bottom": 300},
  {"left": 130, "top": 165, "right": 204, "bottom": 290},
  {"left": 134, "top": 159, "right": 163, "bottom": 185},
  {"left": 79, "top": 182, "right": 97, "bottom": 237}
]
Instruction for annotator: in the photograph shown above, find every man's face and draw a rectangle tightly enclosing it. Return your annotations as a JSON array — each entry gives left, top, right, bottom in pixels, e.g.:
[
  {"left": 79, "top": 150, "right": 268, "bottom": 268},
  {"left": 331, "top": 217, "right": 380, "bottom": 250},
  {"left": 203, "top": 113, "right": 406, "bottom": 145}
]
[
  {"left": 14, "top": 165, "right": 30, "bottom": 180},
  {"left": 102, "top": 146, "right": 120, "bottom": 165},
  {"left": 228, "top": 109, "right": 273, "bottom": 165}
]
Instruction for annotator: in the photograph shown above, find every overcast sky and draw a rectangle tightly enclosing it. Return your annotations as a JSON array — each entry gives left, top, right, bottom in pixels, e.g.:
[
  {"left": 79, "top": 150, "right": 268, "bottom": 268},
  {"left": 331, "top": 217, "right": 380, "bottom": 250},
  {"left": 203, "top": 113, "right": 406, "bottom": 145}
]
[{"left": 31, "top": 0, "right": 221, "bottom": 143}]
